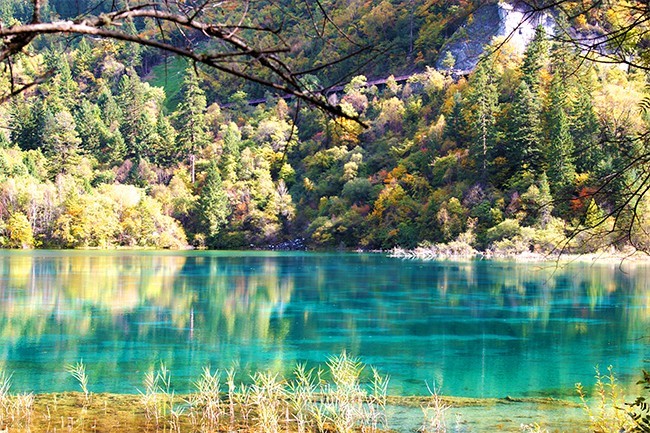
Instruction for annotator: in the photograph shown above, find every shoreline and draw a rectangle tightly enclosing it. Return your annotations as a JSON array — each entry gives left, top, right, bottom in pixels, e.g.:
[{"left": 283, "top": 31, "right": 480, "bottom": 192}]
[
  {"left": 386, "top": 246, "right": 650, "bottom": 264},
  {"left": 1, "top": 391, "right": 593, "bottom": 433}
]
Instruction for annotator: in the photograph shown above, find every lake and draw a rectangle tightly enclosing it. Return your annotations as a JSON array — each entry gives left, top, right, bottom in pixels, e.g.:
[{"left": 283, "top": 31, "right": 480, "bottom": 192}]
[{"left": 0, "top": 250, "right": 648, "bottom": 403}]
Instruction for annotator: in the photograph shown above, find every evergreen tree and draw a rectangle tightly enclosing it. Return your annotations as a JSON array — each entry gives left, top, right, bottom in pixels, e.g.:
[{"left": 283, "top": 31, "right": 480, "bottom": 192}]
[
  {"left": 545, "top": 74, "right": 576, "bottom": 195},
  {"left": 570, "top": 82, "right": 600, "bottom": 173},
  {"left": 174, "top": 68, "right": 209, "bottom": 183},
  {"left": 521, "top": 25, "right": 549, "bottom": 94},
  {"left": 149, "top": 112, "right": 178, "bottom": 165},
  {"left": 466, "top": 59, "right": 499, "bottom": 183},
  {"left": 199, "top": 162, "right": 231, "bottom": 239},
  {"left": 116, "top": 69, "right": 149, "bottom": 159},
  {"left": 506, "top": 81, "right": 543, "bottom": 177},
  {"left": 42, "top": 109, "right": 83, "bottom": 176},
  {"left": 42, "top": 50, "right": 78, "bottom": 112},
  {"left": 10, "top": 97, "right": 43, "bottom": 151},
  {"left": 443, "top": 91, "right": 468, "bottom": 149},
  {"left": 75, "top": 100, "right": 105, "bottom": 155},
  {"left": 219, "top": 122, "right": 242, "bottom": 183}
]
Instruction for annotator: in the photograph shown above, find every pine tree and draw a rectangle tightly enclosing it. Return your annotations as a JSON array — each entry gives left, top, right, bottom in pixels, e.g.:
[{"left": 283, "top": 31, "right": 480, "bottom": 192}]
[
  {"left": 506, "top": 81, "right": 543, "bottom": 177},
  {"left": 10, "top": 96, "right": 43, "bottom": 150},
  {"left": 116, "top": 69, "right": 149, "bottom": 159},
  {"left": 42, "top": 109, "right": 83, "bottom": 176},
  {"left": 443, "top": 91, "right": 467, "bottom": 148},
  {"left": 42, "top": 50, "right": 78, "bottom": 112},
  {"left": 175, "top": 68, "right": 209, "bottom": 183},
  {"left": 149, "top": 112, "right": 177, "bottom": 165},
  {"left": 570, "top": 82, "right": 600, "bottom": 173},
  {"left": 466, "top": 59, "right": 499, "bottom": 183},
  {"left": 545, "top": 74, "right": 576, "bottom": 195},
  {"left": 521, "top": 25, "right": 549, "bottom": 94},
  {"left": 199, "top": 162, "right": 231, "bottom": 239},
  {"left": 219, "top": 122, "right": 242, "bottom": 183}
]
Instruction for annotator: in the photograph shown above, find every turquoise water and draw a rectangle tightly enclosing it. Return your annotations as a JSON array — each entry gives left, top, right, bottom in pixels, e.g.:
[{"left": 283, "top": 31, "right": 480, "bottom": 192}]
[{"left": 0, "top": 250, "right": 648, "bottom": 399}]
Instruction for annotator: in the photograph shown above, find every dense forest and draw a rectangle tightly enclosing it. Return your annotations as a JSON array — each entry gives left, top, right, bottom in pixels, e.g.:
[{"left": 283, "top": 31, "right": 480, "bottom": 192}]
[{"left": 0, "top": 0, "right": 649, "bottom": 253}]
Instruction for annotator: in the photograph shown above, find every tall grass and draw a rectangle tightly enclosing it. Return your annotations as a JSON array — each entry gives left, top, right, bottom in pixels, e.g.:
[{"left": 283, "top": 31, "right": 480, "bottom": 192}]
[
  {"left": 0, "top": 369, "right": 34, "bottom": 429},
  {"left": 6, "top": 355, "right": 636, "bottom": 433},
  {"left": 419, "top": 381, "right": 450, "bottom": 433},
  {"left": 139, "top": 362, "right": 175, "bottom": 428},
  {"left": 66, "top": 360, "right": 90, "bottom": 405},
  {"left": 190, "top": 366, "right": 223, "bottom": 432},
  {"left": 251, "top": 370, "right": 286, "bottom": 433},
  {"left": 0, "top": 370, "right": 12, "bottom": 427}
]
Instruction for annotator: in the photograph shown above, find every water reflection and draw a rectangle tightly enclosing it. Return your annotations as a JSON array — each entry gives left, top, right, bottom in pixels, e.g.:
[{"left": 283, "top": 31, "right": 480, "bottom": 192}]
[{"left": 0, "top": 251, "right": 648, "bottom": 398}]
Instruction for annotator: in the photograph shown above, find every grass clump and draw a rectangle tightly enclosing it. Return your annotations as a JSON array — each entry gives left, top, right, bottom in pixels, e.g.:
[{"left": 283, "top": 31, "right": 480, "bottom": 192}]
[
  {"left": 419, "top": 382, "right": 450, "bottom": 433},
  {"left": 125, "top": 352, "right": 391, "bottom": 433},
  {"left": 0, "top": 369, "right": 34, "bottom": 430},
  {"left": 576, "top": 365, "right": 634, "bottom": 433},
  {"left": 66, "top": 360, "right": 90, "bottom": 405},
  {"left": 139, "top": 362, "right": 175, "bottom": 429},
  {"left": 189, "top": 366, "right": 223, "bottom": 431}
]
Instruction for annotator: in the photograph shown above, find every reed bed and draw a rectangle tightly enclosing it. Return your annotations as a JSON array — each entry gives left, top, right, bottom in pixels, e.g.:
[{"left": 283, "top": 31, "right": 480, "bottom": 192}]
[
  {"left": 0, "top": 352, "right": 395, "bottom": 433},
  {"left": 0, "top": 356, "right": 624, "bottom": 433}
]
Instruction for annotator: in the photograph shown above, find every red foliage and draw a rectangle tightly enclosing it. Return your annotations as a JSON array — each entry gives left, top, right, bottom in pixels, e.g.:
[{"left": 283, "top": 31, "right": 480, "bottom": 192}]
[{"left": 571, "top": 187, "right": 597, "bottom": 212}]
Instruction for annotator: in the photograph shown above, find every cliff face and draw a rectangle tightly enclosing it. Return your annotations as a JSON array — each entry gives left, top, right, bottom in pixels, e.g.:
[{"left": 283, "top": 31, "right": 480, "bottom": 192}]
[{"left": 435, "top": 1, "right": 555, "bottom": 72}]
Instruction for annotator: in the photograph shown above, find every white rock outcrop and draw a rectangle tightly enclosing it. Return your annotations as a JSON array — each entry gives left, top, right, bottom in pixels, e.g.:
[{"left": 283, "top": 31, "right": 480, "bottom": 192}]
[{"left": 436, "top": 1, "right": 555, "bottom": 72}]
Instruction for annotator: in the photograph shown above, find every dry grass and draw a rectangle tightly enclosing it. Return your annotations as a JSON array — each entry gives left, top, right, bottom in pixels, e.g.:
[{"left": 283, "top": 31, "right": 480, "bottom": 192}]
[
  {"left": 0, "top": 357, "right": 620, "bottom": 433},
  {"left": 0, "top": 354, "right": 391, "bottom": 433}
]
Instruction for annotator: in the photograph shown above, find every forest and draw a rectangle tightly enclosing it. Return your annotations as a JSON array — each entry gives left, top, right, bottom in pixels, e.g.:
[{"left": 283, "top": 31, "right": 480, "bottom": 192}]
[{"left": 0, "top": 0, "right": 649, "bottom": 253}]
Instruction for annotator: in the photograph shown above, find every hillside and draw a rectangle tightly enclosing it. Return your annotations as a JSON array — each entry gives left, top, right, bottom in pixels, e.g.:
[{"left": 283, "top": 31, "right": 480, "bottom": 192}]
[{"left": 0, "top": 0, "right": 648, "bottom": 253}]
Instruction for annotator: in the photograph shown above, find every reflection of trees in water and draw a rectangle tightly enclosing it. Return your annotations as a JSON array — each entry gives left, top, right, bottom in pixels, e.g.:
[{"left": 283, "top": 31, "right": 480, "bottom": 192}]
[
  {"left": 0, "top": 254, "right": 648, "bottom": 342},
  {"left": 0, "top": 253, "right": 648, "bottom": 394},
  {"left": 0, "top": 253, "right": 297, "bottom": 347}
]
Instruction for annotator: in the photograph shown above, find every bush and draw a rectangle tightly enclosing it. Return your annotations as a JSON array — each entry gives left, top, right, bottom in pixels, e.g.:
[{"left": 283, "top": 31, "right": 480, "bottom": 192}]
[{"left": 6, "top": 212, "right": 34, "bottom": 249}]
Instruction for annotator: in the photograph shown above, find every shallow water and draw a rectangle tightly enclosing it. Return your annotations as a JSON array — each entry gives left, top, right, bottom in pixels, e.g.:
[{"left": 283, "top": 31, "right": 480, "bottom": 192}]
[{"left": 0, "top": 250, "right": 647, "bottom": 404}]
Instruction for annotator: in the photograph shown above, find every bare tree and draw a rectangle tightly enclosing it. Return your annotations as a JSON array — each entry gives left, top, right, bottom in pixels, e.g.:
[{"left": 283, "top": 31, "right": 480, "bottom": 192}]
[{"left": 0, "top": 0, "right": 368, "bottom": 121}]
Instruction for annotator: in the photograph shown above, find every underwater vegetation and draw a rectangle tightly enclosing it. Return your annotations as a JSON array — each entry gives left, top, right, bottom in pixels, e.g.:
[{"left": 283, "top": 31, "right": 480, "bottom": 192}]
[{"left": 0, "top": 355, "right": 643, "bottom": 433}]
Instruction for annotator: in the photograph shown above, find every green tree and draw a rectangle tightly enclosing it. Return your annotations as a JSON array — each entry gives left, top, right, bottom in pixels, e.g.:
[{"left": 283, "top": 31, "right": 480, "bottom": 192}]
[
  {"left": 505, "top": 81, "right": 543, "bottom": 177},
  {"left": 116, "top": 69, "right": 150, "bottom": 159},
  {"left": 545, "top": 74, "right": 576, "bottom": 195},
  {"left": 466, "top": 60, "right": 499, "bottom": 183},
  {"left": 570, "top": 82, "right": 600, "bottom": 173},
  {"left": 442, "top": 91, "right": 468, "bottom": 149},
  {"left": 10, "top": 96, "right": 43, "bottom": 151},
  {"left": 41, "top": 109, "right": 83, "bottom": 176},
  {"left": 521, "top": 25, "right": 549, "bottom": 95},
  {"left": 74, "top": 99, "right": 126, "bottom": 164},
  {"left": 174, "top": 68, "right": 209, "bottom": 183},
  {"left": 199, "top": 162, "right": 230, "bottom": 239},
  {"left": 219, "top": 122, "right": 242, "bottom": 183}
]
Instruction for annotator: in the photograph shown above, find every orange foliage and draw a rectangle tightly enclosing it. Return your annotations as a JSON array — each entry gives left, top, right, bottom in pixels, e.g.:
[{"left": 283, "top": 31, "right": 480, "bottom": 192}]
[{"left": 571, "top": 187, "right": 597, "bottom": 212}]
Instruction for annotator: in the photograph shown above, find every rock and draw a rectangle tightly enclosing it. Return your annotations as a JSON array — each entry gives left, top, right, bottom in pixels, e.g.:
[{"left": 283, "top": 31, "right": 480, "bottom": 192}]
[{"left": 436, "top": 1, "right": 555, "bottom": 72}]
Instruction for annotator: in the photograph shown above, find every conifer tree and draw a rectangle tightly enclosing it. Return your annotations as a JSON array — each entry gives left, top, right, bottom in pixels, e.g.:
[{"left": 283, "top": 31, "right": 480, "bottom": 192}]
[
  {"left": 10, "top": 96, "right": 43, "bottom": 151},
  {"left": 443, "top": 91, "right": 467, "bottom": 148},
  {"left": 42, "top": 109, "right": 83, "bottom": 176},
  {"left": 466, "top": 59, "right": 499, "bottom": 183},
  {"left": 116, "top": 69, "right": 156, "bottom": 160},
  {"left": 545, "top": 74, "right": 576, "bottom": 195},
  {"left": 521, "top": 25, "right": 549, "bottom": 95},
  {"left": 507, "top": 81, "right": 543, "bottom": 177},
  {"left": 199, "top": 162, "right": 231, "bottom": 239},
  {"left": 219, "top": 122, "right": 242, "bottom": 184},
  {"left": 175, "top": 68, "right": 209, "bottom": 183},
  {"left": 570, "top": 82, "right": 600, "bottom": 173}
]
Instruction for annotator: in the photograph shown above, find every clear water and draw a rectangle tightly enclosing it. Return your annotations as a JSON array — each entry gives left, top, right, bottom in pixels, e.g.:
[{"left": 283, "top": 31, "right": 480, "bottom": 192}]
[{"left": 0, "top": 250, "right": 648, "bottom": 399}]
